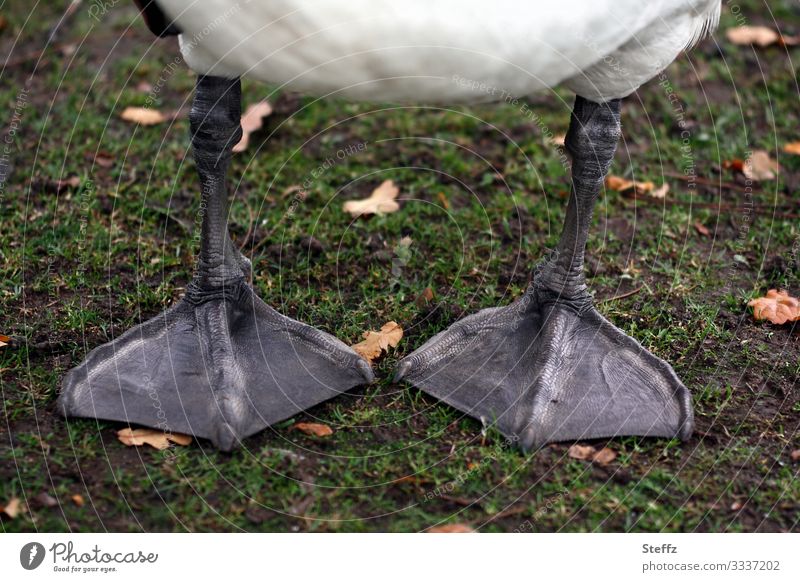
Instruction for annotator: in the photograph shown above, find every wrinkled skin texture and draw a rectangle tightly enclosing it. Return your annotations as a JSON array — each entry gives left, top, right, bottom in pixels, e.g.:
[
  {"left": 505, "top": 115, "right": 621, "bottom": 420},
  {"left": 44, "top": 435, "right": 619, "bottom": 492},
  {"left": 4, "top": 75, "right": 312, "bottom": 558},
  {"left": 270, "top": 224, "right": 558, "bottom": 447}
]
[
  {"left": 58, "top": 76, "right": 372, "bottom": 451},
  {"left": 396, "top": 97, "right": 694, "bottom": 450}
]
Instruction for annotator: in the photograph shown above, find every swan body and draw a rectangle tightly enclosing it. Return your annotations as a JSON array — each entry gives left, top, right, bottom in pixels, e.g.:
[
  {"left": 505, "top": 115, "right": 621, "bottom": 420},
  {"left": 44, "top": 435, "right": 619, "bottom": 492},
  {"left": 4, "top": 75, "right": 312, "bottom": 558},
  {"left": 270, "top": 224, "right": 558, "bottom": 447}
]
[{"left": 157, "top": 0, "right": 719, "bottom": 103}]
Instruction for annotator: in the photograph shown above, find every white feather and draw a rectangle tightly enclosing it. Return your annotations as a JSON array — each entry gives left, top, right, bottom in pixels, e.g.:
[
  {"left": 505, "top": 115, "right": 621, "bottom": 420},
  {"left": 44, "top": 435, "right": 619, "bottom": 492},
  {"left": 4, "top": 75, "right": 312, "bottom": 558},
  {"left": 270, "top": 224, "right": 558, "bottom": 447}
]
[{"left": 157, "top": 0, "right": 720, "bottom": 103}]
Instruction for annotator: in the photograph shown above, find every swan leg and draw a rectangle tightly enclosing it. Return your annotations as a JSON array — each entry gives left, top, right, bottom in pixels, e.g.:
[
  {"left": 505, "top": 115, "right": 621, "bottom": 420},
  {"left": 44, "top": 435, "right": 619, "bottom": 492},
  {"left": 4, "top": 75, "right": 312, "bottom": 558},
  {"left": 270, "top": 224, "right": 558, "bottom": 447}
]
[
  {"left": 396, "top": 96, "right": 693, "bottom": 450},
  {"left": 58, "top": 76, "right": 372, "bottom": 451}
]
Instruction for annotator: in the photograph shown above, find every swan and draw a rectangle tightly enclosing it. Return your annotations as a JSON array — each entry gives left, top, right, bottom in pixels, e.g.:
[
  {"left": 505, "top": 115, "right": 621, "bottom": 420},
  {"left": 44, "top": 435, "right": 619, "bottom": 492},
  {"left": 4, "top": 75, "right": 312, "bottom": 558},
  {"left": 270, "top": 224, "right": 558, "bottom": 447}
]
[{"left": 59, "top": 0, "right": 720, "bottom": 450}]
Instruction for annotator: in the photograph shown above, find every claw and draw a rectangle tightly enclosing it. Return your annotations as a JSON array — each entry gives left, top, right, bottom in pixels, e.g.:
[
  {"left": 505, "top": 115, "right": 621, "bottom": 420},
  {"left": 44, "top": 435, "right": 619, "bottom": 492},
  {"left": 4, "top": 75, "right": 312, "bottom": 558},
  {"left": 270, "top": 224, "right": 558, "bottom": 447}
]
[
  {"left": 393, "top": 360, "right": 412, "bottom": 383},
  {"left": 357, "top": 358, "right": 376, "bottom": 384}
]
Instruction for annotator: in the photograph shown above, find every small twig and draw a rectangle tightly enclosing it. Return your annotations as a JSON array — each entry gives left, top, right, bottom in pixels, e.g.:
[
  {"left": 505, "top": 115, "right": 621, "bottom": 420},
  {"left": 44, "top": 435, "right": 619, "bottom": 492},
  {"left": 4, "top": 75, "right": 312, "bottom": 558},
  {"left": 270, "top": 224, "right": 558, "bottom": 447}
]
[
  {"left": 625, "top": 191, "right": 800, "bottom": 220},
  {"left": 600, "top": 286, "right": 643, "bottom": 304},
  {"left": 470, "top": 504, "right": 529, "bottom": 526},
  {"left": 5, "top": 42, "right": 71, "bottom": 67},
  {"left": 662, "top": 171, "right": 751, "bottom": 193},
  {"left": 440, "top": 495, "right": 480, "bottom": 507},
  {"left": 146, "top": 203, "right": 192, "bottom": 234},
  {"left": 239, "top": 192, "right": 257, "bottom": 253}
]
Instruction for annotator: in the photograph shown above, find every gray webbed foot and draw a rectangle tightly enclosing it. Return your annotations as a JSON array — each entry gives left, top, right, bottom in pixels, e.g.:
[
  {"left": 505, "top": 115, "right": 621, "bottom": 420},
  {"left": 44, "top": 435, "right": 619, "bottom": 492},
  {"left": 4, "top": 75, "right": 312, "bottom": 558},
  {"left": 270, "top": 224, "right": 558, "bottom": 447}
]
[
  {"left": 397, "top": 95, "right": 694, "bottom": 450},
  {"left": 395, "top": 286, "right": 693, "bottom": 451},
  {"left": 59, "top": 279, "right": 372, "bottom": 451}
]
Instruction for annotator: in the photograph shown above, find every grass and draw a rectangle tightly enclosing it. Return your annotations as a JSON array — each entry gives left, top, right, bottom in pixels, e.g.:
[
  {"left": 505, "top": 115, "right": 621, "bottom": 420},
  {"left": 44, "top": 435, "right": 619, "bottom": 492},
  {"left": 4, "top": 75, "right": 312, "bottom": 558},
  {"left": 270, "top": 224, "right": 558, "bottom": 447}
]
[{"left": 1, "top": 1, "right": 798, "bottom": 532}]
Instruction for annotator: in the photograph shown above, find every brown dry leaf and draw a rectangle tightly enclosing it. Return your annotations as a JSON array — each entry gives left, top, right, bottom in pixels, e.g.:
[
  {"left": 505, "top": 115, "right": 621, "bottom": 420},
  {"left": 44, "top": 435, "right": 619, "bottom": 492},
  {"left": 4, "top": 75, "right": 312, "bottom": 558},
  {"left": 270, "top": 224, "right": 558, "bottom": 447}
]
[
  {"left": 33, "top": 492, "right": 58, "bottom": 508},
  {"left": 604, "top": 175, "right": 655, "bottom": 195},
  {"left": 416, "top": 287, "right": 435, "bottom": 307},
  {"left": 726, "top": 25, "right": 799, "bottom": 47},
  {"left": 0, "top": 497, "right": 23, "bottom": 518},
  {"left": 0, "top": 334, "right": 9, "bottom": 348},
  {"left": 57, "top": 176, "right": 80, "bottom": 192},
  {"left": 94, "top": 151, "right": 114, "bottom": 168},
  {"left": 437, "top": 191, "right": 450, "bottom": 210},
  {"left": 592, "top": 447, "right": 617, "bottom": 466},
  {"left": 743, "top": 150, "right": 778, "bottom": 181},
  {"left": 568, "top": 444, "right": 596, "bottom": 460},
  {"left": 693, "top": 221, "right": 711, "bottom": 237},
  {"left": 291, "top": 422, "right": 333, "bottom": 437},
  {"left": 605, "top": 175, "right": 631, "bottom": 191},
  {"left": 650, "top": 183, "right": 669, "bottom": 199},
  {"left": 748, "top": 289, "right": 800, "bottom": 325},
  {"left": 343, "top": 180, "right": 400, "bottom": 217},
  {"left": 726, "top": 25, "right": 781, "bottom": 47},
  {"left": 36, "top": 175, "right": 81, "bottom": 195},
  {"left": 428, "top": 523, "right": 475, "bottom": 533},
  {"left": 117, "top": 427, "right": 192, "bottom": 450},
  {"left": 351, "top": 321, "right": 403, "bottom": 364},
  {"left": 120, "top": 106, "right": 167, "bottom": 126},
  {"left": 722, "top": 158, "right": 746, "bottom": 173},
  {"left": 233, "top": 101, "right": 273, "bottom": 153},
  {"left": 782, "top": 142, "right": 800, "bottom": 156},
  {"left": 71, "top": 494, "right": 84, "bottom": 507}
]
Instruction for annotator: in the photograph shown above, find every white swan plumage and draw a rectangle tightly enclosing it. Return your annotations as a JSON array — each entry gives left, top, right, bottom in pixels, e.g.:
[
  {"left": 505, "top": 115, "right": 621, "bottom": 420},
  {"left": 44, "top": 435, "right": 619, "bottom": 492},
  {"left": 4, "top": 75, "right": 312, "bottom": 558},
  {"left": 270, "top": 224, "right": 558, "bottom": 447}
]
[{"left": 157, "top": 0, "right": 720, "bottom": 103}]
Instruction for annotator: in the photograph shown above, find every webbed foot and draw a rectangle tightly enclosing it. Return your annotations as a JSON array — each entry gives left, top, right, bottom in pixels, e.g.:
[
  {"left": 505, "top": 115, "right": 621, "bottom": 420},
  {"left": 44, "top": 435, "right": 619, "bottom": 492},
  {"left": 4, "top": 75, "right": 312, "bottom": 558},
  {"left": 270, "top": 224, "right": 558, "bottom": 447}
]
[
  {"left": 395, "top": 285, "right": 693, "bottom": 450},
  {"left": 59, "top": 279, "right": 372, "bottom": 451}
]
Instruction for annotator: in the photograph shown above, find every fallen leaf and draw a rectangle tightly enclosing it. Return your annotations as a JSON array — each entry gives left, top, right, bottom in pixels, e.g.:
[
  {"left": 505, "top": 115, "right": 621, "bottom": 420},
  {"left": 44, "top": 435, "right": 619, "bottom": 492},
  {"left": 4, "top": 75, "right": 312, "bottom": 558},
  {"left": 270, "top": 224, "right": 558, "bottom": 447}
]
[
  {"left": 791, "top": 449, "right": 800, "bottom": 462},
  {"left": 605, "top": 175, "right": 631, "bottom": 191},
  {"left": 650, "top": 182, "right": 669, "bottom": 199},
  {"left": 34, "top": 175, "right": 81, "bottom": 195},
  {"left": 233, "top": 100, "right": 273, "bottom": 153},
  {"left": 0, "top": 497, "right": 23, "bottom": 518},
  {"left": 730, "top": 500, "right": 743, "bottom": 511},
  {"left": 748, "top": 289, "right": 800, "bottom": 325},
  {"left": 568, "top": 444, "right": 596, "bottom": 460},
  {"left": 604, "top": 175, "right": 656, "bottom": 196},
  {"left": 726, "top": 25, "right": 781, "bottom": 47},
  {"left": 120, "top": 106, "right": 167, "bottom": 126},
  {"left": 0, "top": 334, "right": 9, "bottom": 348},
  {"left": 743, "top": 150, "right": 778, "bottom": 181},
  {"left": 782, "top": 142, "right": 800, "bottom": 156},
  {"left": 437, "top": 191, "right": 450, "bottom": 210},
  {"left": 592, "top": 447, "right": 617, "bottom": 466},
  {"left": 291, "top": 422, "right": 333, "bottom": 437},
  {"left": 94, "top": 151, "right": 114, "bottom": 168},
  {"left": 415, "top": 287, "right": 435, "bottom": 307},
  {"left": 549, "top": 133, "right": 566, "bottom": 147},
  {"left": 568, "top": 444, "right": 617, "bottom": 465},
  {"left": 428, "top": 523, "right": 474, "bottom": 533},
  {"left": 351, "top": 321, "right": 403, "bottom": 364},
  {"left": 725, "top": 25, "right": 799, "bottom": 47},
  {"left": 71, "top": 494, "right": 84, "bottom": 507},
  {"left": 117, "top": 427, "right": 192, "bottom": 450},
  {"left": 722, "top": 158, "right": 746, "bottom": 173},
  {"left": 343, "top": 180, "right": 400, "bottom": 217},
  {"left": 693, "top": 221, "right": 711, "bottom": 237},
  {"left": 33, "top": 492, "right": 58, "bottom": 508}
]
